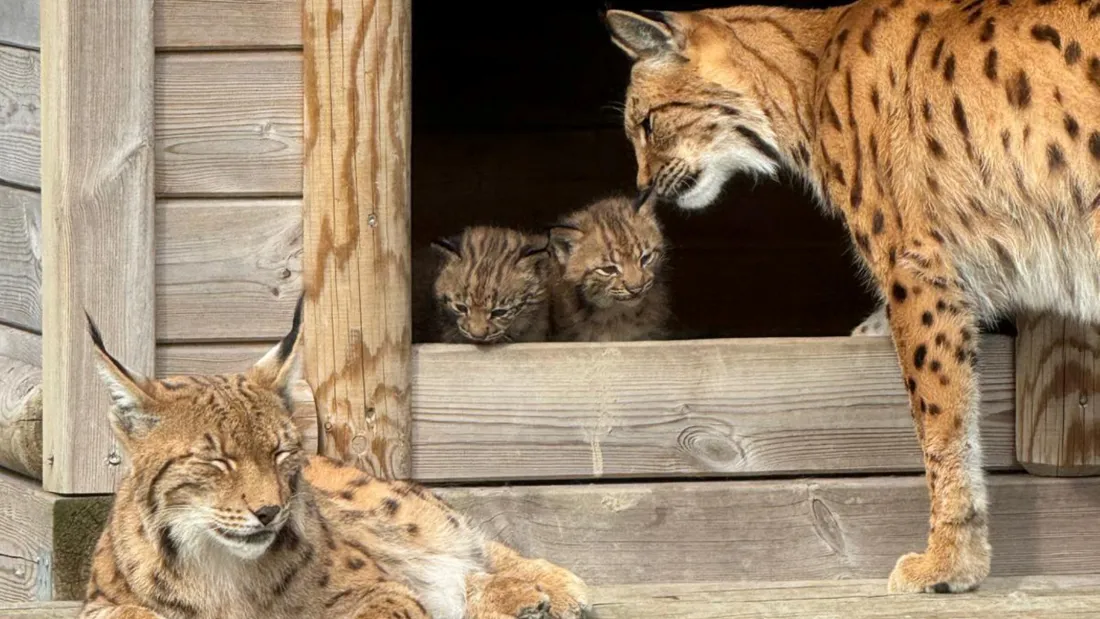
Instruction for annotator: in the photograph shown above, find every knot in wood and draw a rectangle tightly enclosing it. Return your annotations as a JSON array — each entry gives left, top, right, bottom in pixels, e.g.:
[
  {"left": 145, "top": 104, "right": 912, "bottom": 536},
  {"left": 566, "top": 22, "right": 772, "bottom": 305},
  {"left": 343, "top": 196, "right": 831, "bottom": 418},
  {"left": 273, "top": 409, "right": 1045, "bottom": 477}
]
[
  {"left": 676, "top": 425, "right": 743, "bottom": 469},
  {"left": 351, "top": 434, "right": 369, "bottom": 455},
  {"left": 810, "top": 496, "right": 846, "bottom": 557}
]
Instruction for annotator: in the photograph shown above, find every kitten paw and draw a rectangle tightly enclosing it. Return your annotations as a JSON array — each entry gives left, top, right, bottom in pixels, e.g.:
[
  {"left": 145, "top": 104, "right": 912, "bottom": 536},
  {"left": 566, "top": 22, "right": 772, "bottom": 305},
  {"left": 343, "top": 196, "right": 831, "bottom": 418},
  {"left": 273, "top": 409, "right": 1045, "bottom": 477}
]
[{"left": 887, "top": 549, "right": 989, "bottom": 594}]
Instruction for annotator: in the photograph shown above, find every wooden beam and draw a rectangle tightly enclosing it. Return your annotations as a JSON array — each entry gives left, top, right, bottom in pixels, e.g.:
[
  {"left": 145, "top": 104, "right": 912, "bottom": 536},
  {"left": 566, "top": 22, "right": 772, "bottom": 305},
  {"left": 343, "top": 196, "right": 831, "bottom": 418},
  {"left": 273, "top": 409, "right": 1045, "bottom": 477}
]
[
  {"left": 155, "top": 0, "right": 301, "bottom": 50},
  {"left": 302, "top": 0, "right": 412, "bottom": 477},
  {"left": 0, "top": 44, "right": 39, "bottom": 189},
  {"left": 441, "top": 474, "right": 1100, "bottom": 585},
  {"left": 157, "top": 199, "right": 301, "bottom": 342},
  {"left": 0, "top": 0, "right": 38, "bottom": 50},
  {"left": 1016, "top": 315, "right": 1100, "bottom": 476},
  {"left": 590, "top": 577, "right": 1100, "bottom": 618},
  {"left": 0, "top": 184, "right": 41, "bottom": 332},
  {"left": 41, "top": 0, "right": 155, "bottom": 493},
  {"left": 155, "top": 336, "right": 1016, "bottom": 480},
  {"left": 0, "top": 470, "right": 111, "bottom": 602},
  {"left": 155, "top": 52, "right": 301, "bottom": 196},
  {"left": 0, "top": 325, "right": 41, "bottom": 478}
]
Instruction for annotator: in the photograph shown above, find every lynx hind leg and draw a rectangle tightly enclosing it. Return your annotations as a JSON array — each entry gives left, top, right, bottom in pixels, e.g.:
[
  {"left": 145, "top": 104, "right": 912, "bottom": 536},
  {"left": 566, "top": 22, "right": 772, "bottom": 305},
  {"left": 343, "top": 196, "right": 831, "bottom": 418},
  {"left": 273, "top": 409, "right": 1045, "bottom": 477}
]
[
  {"left": 336, "top": 580, "right": 431, "bottom": 619},
  {"left": 851, "top": 303, "right": 890, "bottom": 336},
  {"left": 884, "top": 270, "right": 990, "bottom": 593},
  {"left": 468, "top": 542, "right": 589, "bottom": 619}
]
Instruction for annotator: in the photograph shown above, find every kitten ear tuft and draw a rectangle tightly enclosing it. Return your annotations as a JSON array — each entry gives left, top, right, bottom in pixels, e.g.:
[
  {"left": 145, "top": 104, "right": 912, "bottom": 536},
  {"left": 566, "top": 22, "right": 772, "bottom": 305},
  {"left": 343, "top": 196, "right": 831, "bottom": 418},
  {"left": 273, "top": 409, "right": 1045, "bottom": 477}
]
[
  {"left": 547, "top": 224, "right": 584, "bottom": 263},
  {"left": 250, "top": 295, "right": 305, "bottom": 411},
  {"left": 430, "top": 236, "right": 462, "bottom": 260},
  {"left": 86, "top": 312, "right": 158, "bottom": 442},
  {"left": 517, "top": 236, "right": 551, "bottom": 263}
]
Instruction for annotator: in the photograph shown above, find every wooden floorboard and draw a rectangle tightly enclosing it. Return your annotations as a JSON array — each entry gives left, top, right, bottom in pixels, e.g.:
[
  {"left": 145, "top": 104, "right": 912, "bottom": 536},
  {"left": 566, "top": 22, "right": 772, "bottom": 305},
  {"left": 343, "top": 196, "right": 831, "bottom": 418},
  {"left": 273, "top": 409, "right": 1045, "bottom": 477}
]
[{"left": 6, "top": 576, "right": 1100, "bottom": 618}]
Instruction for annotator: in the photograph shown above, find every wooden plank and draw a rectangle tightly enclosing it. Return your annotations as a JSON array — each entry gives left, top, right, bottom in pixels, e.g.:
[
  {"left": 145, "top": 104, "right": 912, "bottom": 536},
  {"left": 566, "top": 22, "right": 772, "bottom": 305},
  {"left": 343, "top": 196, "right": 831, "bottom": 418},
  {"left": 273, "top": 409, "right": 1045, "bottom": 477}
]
[
  {"left": 0, "top": 602, "right": 81, "bottom": 618},
  {"left": 1016, "top": 315, "right": 1100, "bottom": 476},
  {"left": 0, "top": 184, "right": 41, "bottom": 332},
  {"left": 0, "top": 325, "right": 41, "bottom": 478},
  {"left": 155, "top": 52, "right": 301, "bottom": 197},
  {"left": 41, "top": 1, "right": 156, "bottom": 494},
  {"left": 156, "top": 0, "right": 301, "bottom": 50},
  {"left": 157, "top": 344, "right": 318, "bottom": 454},
  {"left": 441, "top": 474, "right": 1100, "bottom": 585},
  {"left": 157, "top": 199, "right": 301, "bottom": 342},
  {"left": 591, "top": 577, "right": 1100, "bottom": 618},
  {"left": 302, "top": 0, "right": 412, "bottom": 477},
  {"left": 411, "top": 336, "right": 1016, "bottom": 480},
  {"left": 0, "top": 471, "right": 110, "bottom": 603},
  {"left": 156, "top": 336, "right": 1016, "bottom": 480},
  {"left": 0, "top": 45, "right": 39, "bottom": 189},
  {"left": 0, "top": 0, "right": 38, "bottom": 50}
]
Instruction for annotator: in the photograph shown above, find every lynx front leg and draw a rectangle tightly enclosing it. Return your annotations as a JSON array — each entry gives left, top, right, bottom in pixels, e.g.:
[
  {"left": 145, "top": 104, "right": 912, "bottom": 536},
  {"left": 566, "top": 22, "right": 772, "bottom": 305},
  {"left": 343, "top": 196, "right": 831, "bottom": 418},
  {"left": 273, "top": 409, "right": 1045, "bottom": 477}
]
[
  {"left": 884, "top": 268, "right": 990, "bottom": 593},
  {"left": 335, "top": 581, "right": 431, "bottom": 619},
  {"left": 467, "top": 542, "right": 589, "bottom": 619}
]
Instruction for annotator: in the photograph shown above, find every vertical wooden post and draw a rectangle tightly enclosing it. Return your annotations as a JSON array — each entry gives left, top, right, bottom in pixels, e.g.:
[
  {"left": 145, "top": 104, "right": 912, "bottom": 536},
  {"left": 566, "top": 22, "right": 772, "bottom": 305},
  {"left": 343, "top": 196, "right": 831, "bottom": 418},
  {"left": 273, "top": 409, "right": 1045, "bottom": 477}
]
[
  {"left": 41, "top": 1, "right": 156, "bottom": 493},
  {"left": 301, "top": 0, "right": 412, "bottom": 478},
  {"left": 1016, "top": 314, "right": 1100, "bottom": 476}
]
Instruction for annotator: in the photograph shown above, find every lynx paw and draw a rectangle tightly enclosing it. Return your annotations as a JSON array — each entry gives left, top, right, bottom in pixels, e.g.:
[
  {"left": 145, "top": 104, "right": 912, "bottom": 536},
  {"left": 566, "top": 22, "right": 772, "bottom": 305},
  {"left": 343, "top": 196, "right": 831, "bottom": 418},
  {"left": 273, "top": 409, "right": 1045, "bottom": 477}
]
[
  {"left": 851, "top": 305, "right": 890, "bottom": 337},
  {"left": 887, "top": 548, "right": 990, "bottom": 594}
]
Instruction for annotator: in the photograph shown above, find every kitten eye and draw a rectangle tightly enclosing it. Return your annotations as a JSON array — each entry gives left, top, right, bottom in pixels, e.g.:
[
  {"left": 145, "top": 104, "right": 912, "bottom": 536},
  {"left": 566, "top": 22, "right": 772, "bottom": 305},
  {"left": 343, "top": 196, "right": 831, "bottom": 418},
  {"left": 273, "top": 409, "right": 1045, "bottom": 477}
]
[
  {"left": 275, "top": 450, "right": 298, "bottom": 465},
  {"left": 596, "top": 265, "right": 621, "bottom": 276},
  {"left": 489, "top": 308, "right": 511, "bottom": 319},
  {"left": 452, "top": 302, "right": 469, "bottom": 315},
  {"left": 641, "top": 114, "right": 653, "bottom": 137},
  {"left": 641, "top": 251, "right": 658, "bottom": 266}
]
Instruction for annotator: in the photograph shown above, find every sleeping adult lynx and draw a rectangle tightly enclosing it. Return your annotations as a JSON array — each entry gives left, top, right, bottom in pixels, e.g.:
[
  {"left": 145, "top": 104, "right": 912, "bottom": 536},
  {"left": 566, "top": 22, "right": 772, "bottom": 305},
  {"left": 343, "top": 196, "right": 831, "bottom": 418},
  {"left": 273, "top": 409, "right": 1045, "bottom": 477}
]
[
  {"left": 79, "top": 299, "right": 588, "bottom": 619},
  {"left": 605, "top": 0, "right": 1099, "bottom": 594}
]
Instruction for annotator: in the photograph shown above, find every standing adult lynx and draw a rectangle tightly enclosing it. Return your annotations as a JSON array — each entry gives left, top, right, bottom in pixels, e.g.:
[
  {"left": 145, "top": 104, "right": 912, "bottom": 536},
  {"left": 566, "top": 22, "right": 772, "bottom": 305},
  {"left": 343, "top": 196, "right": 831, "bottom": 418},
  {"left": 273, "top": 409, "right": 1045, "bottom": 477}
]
[
  {"left": 605, "top": 0, "right": 1099, "bottom": 594},
  {"left": 78, "top": 299, "right": 588, "bottom": 619}
]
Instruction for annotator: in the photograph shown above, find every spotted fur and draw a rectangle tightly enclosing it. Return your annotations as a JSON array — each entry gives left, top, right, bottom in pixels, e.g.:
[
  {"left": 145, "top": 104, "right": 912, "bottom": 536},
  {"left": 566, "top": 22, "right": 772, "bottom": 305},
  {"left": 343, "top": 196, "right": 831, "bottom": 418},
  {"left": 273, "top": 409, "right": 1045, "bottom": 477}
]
[
  {"left": 549, "top": 196, "right": 671, "bottom": 342},
  {"left": 79, "top": 299, "right": 588, "bottom": 619},
  {"left": 432, "top": 227, "right": 553, "bottom": 344},
  {"left": 606, "top": 0, "right": 1100, "bottom": 594}
]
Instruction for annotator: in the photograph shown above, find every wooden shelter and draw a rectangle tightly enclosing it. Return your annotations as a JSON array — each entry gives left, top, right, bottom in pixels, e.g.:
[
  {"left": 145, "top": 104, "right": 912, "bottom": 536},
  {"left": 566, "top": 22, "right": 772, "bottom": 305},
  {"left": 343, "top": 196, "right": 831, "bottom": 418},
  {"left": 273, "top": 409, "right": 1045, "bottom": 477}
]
[{"left": 1, "top": 0, "right": 1099, "bottom": 612}]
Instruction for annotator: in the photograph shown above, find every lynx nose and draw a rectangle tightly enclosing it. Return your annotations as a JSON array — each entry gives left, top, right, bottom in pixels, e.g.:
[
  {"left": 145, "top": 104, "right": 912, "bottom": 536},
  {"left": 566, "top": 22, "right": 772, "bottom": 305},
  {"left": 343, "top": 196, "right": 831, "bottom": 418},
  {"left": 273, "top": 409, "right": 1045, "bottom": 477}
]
[{"left": 253, "top": 505, "right": 281, "bottom": 526}]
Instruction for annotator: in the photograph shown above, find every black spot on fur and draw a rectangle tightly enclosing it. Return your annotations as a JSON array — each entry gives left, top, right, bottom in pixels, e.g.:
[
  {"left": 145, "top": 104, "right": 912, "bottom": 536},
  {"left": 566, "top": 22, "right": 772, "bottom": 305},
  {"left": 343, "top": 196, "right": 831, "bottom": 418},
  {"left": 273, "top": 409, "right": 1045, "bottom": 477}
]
[
  {"left": 1006, "top": 70, "right": 1031, "bottom": 108},
  {"left": 382, "top": 497, "right": 400, "bottom": 516},
  {"left": 1065, "top": 114, "right": 1080, "bottom": 139},
  {"left": 914, "top": 345, "right": 928, "bottom": 369},
  {"left": 906, "top": 13, "right": 932, "bottom": 68},
  {"left": 872, "top": 210, "right": 885, "bottom": 234},
  {"left": 1030, "top": 25, "right": 1061, "bottom": 50},
  {"left": 922, "top": 311, "right": 934, "bottom": 326},
  {"left": 346, "top": 557, "right": 365, "bottom": 570},
  {"left": 956, "top": 347, "right": 969, "bottom": 364},
  {"left": 935, "top": 333, "right": 948, "bottom": 347},
  {"left": 927, "top": 137, "right": 946, "bottom": 159},
  {"left": 892, "top": 282, "right": 908, "bottom": 302},
  {"left": 1048, "top": 143, "right": 1067, "bottom": 172},
  {"left": 952, "top": 97, "right": 970, "bottom": 138},
  {"left": 928, "top": 404, "right": 942, "bottom": 415},
  {"left": 922, "top": 100, "right": 933, "bottom": 122},
  {"left": 943, "top": 54, "right": 956, "bottom": 81},
  {"left": 871, "top": 88, "right": 881, "bottom": 113},
  {"left": 930, "top": 360, "right": 942, "bottom": 372},
  {"left": 1088, "top": 57, "right": 1100, "bottom": 89},
  {"left": 1091, "top": 132, "right": 1100, "bottom": 161},
  {"left": 931, "top": 39, "right": 945, "bottom": 68},
  {"left": 979, "top": 18, "right": 995, "bottom": 42},
  {"left": 1066, "top": 41, "right": 1082, "bottom": 65},
  {"left": 985, "top": 49, "right": 998, "bottom": 80},
  {"left": 937, "top": 300, "right": 947, "bottom": 313},
  {"left": 907, "top": 378, "right": 917, "bottom": 393},
  {"left": 855, "top": 231, "right": 872, "bottom": 255}
]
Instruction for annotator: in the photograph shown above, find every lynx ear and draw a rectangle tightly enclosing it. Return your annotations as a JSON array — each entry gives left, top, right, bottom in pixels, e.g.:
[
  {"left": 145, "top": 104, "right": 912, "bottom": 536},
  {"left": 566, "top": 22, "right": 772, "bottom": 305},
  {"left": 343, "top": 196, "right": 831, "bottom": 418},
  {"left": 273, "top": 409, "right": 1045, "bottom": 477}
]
[
  {"left": 604, "top": 10, "right": 682, "bottom": 60},
  {"left": 547, "top": 224, "right": 584, "bottom": 264},
  {"left": 517, "top": 236, "right": 550, "bottom": 264},
  {"left": 250, "top": 295, "right": 304, "bottom": 410},
  {"left": 430, "top": 236, "right": 462, "bottom": 261},
  {"left": 87, "top": 313, "right": 158, "bottom": 442}
]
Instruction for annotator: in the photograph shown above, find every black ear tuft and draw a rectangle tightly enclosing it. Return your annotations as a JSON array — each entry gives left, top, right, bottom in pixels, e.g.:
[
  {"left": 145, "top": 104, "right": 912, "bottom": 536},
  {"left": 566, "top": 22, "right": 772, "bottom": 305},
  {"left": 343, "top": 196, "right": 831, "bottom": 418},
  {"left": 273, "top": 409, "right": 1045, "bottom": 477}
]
[
  {"left": 86, "top": 310, "right": 138, "bottom": 383},
  {"left": 277, "top": 294, "right": 305, "bottom": 363},
  {"left": 430, "top": 236, "right": 462, "bottom": 258}
]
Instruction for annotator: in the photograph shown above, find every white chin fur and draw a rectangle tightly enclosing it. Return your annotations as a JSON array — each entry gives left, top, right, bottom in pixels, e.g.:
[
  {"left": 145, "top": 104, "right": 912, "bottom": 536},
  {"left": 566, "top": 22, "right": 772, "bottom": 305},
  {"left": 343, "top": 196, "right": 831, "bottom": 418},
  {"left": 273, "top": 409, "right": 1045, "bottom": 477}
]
[{"left": 676, "top": 167, "right": 730, "bottom": 210}]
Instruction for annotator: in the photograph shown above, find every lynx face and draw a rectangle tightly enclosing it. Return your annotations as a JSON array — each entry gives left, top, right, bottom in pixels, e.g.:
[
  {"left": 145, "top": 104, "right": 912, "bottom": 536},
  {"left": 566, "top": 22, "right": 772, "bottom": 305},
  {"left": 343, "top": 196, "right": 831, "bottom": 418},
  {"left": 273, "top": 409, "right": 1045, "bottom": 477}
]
[
  {"left": 605, "top": 10, "right": 783, "bottom": 209},
  {"left": 90, "top": 302, "right": 306, "bottom": 561},
  {"left": 550, "top": 196, "right": 665, "bottom": 309}
]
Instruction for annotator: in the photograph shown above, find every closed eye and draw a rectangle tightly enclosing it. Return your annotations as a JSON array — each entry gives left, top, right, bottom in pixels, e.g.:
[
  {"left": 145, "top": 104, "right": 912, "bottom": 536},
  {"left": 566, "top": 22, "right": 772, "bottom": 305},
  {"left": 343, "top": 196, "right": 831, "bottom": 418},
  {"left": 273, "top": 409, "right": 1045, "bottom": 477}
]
[
  {"left": 451, "top": 302, "right": 469, "bottom": 315},
  {"left": 640, "top": 114, "right": 653, "bottom": 137},
  {"left": 275, "top": 449, "right": 298, "bottom": 465},
  {"left": 205, "top": 458, "right": 231, "bottom": 473},
  {"left": 490, "top": 307, "right": 512, "bottom": 319},
  {"left": 641, "top": 251, "right": 658, "bottom": 266},
  {"left": 596, "top": 265, "right": 621, "bottom": 276}
]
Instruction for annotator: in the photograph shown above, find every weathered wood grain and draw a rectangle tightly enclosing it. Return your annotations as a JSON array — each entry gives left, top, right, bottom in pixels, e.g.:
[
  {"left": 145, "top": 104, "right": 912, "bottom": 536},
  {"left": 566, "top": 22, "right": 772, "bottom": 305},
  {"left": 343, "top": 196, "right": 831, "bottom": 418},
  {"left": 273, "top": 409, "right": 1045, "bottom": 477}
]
[
  {"left": 441, "top": 474, "right": 1100, "bottom": 585},
  {"left": 155, "top": 52, "right": 300, "bottom": 197},
  {"left": 41, "top": 1, "right": 155, "bottom": 494},
  {"left": 0, "top": 184, "right": 41, "bottom": 332},
  {"left": 0, "top": 1, "right": 38, "bottom": 50},
  {"left": 0, "top": 45, "right": 39, "bottom": 189},
  {"left": 1016, "top": 315, "right": 1100, "bottom": 476},
  {"left": 0, "top": 470, "right": 110, "bottom": 603},
  {"left": 0, "top": 602, "right": 80, "bottom": 618},
  {"left": 157, "top": 344, "right": 318, "bottom": 455},
  {"left": 411, "top": 336, "right": 1016, "bottom": 480},
  {"left": 154, "top": 336, "right": 1016, "bottom": 480},
  {"left": 157, "top": 199, "right": 301, "bottom": 342},
  {"left": 156, "top": 0, "right": 301, "bottom": 50},
  {"left": 0, "top": 325, "right": 41, "bottom": 478},
  {"left": 591, "top": 576, "right": 1100, "bottom": 618},
  {"left": 302, "top": 0, "right": 412, "bottom": 477}
]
